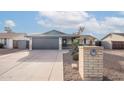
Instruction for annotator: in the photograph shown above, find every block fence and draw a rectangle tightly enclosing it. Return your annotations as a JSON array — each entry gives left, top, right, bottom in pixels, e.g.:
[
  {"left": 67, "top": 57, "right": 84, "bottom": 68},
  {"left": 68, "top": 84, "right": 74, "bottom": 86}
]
[{"left": 78, "top": 46, "right": 103, "bottom": 80}]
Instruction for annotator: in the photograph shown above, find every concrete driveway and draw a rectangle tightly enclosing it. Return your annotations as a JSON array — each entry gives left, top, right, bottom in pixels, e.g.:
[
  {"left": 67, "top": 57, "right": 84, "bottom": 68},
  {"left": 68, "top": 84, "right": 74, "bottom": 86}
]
[{"left": 0, "top": 50, "right": 68, "bottom": 81}]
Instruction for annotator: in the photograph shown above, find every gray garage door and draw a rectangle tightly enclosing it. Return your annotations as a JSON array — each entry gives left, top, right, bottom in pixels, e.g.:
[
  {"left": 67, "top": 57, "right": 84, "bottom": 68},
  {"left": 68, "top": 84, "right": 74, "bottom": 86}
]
[{"left": 32, "top": 37, "right": 59, "bottom": 49}]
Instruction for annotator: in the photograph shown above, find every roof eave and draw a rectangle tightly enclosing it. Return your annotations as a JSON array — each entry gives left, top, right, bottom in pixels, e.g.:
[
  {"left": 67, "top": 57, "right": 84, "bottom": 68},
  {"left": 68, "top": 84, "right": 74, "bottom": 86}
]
[{"left": 26, "top": 35, "right": 80, "bottom": 38}]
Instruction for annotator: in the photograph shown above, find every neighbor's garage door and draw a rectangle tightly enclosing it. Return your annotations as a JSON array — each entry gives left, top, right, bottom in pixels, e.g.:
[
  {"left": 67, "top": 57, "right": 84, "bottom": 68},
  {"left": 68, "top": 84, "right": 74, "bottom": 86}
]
[
  {"left": 112, "top": 41, "right": 124, "bottom": 49},
  {"left": 13, "top": 40, "right": 28, "bottom": 49},
  {"left": 32, "top": 37, "right": 59, "bottom": 49}
]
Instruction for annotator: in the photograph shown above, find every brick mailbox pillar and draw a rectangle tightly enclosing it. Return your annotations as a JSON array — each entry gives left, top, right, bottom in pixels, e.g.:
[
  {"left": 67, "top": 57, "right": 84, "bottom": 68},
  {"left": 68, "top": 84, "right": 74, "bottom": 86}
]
[{"left": 78, "top": 46, "right": 103, "bottom": 80}]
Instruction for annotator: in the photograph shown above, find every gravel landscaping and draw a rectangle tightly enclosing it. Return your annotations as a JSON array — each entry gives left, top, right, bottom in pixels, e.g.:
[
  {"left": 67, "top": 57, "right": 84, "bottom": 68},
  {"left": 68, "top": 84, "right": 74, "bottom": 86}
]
[
  {"left": 63, "top": 50, "right": 124, "bottom": 81},
  {"left": 103, "top": 50, "right": 124, "bottom": 81},
  {"left": 63, "top": 52, "right": 82, "bottom": 81}
]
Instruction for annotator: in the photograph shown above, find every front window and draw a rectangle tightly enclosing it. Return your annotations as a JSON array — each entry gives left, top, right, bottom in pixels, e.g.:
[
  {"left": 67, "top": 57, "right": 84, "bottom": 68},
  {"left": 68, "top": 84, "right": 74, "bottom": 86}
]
[
  {"left": 0, "top": 38, "right": 7, "bottom": 45},
  {"left": 0, "top": 38, "right": 4, "bottom": 44},
  {"left": 84, "top": 38, "right": 86, "bottom": 45},
  {"left": 0, "top": 39, "right": 2, "bottom": 43}
]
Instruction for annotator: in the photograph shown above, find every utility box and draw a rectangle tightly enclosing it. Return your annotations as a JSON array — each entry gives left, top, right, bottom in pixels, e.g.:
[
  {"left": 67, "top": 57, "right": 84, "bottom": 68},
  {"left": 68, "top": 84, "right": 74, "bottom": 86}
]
[{"left": 78, "top": 46, "right": 103, "bottom": 80}]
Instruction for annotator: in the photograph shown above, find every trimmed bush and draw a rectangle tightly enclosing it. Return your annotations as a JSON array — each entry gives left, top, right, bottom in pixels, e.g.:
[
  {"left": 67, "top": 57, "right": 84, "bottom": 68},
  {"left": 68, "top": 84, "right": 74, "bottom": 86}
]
[
  {"left": 73, "top": 52, "right": 79, "bottom": 61},
  {"left": 0, "top": 43, "right": 4, "bottom": 48}
]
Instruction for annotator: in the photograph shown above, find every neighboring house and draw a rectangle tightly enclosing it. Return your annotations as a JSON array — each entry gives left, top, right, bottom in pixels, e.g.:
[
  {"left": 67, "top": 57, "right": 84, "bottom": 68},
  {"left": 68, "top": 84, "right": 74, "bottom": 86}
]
[
  {"left": 101, "top": 33, "right": 124, "bottom": 49},
  {"left": 0, "top": 27, "right": 29, "bottom": 49},
  {"left": 27, "top": 30, "right": 96, "bottom": 50}
]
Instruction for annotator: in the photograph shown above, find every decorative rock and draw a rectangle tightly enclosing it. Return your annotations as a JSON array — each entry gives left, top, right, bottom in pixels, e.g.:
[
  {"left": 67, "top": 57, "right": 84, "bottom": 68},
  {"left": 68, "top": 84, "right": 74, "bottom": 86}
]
[{"left": 72, "top": 63, "right": 78, "bottom": 69}]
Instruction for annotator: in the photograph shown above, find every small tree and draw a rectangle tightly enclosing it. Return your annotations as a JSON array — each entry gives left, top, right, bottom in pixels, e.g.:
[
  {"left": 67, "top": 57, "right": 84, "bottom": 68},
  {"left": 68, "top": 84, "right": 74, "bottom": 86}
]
[
  {"left": 71, "top": 39, "right": 80, "bottom": 55},
  {"left": 71, "top": 25, "right": 85, "bottom": 61}
]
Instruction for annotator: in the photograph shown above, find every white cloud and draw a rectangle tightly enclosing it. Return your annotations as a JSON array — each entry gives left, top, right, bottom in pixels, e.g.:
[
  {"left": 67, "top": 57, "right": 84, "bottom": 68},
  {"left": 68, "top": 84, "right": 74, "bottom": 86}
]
[
  {"left": 84, "top": 16, "right": 124, "bottom": 38},
  {"left": 112, "top": 30, "right": 122, "bottom": 33},
  {"left": 4, "top": 20, "right": 16, "bottom": 27},
  {"left": 85, "top": 17, "right": 101, "bottom": 31},
  {"left": 103, "top": 17, "right": 124, "bottom": 26},
  {"left": 37, "top": 11, "right": 124, "bottom": 39},
  {"left": 37, "top": 11, "right": 89, "bottom": 29}
]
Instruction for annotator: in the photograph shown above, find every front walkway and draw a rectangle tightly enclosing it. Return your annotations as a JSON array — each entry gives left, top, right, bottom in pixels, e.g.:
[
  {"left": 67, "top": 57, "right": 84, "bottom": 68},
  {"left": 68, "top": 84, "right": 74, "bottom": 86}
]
[{"left": 0, "top": 50, "right": 68, "bottom": 81}]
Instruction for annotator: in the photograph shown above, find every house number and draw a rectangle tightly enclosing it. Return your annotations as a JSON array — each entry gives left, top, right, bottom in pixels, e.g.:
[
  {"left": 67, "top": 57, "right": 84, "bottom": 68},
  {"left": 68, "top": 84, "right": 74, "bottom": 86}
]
[{"left": 90, "top": 49, "right": 97, "bottom": 56}]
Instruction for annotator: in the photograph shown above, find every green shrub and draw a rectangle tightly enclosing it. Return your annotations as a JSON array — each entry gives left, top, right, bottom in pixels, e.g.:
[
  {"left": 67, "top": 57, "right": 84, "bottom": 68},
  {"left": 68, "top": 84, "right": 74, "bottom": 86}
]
[
  {"left": 71, "top": 47, "right": 78, "bottom": 55},
  {"left": 71, "top": 39, "right": 79, "bottom": 55},
  {"left": 73, "top": 52, "right": 79, "bottom": 61},
  {"left": 0, "top": 43, "right": 4, "bottom": 48},
  {"left": 71, "top": 38, "right": 80, "bottom": 61}
]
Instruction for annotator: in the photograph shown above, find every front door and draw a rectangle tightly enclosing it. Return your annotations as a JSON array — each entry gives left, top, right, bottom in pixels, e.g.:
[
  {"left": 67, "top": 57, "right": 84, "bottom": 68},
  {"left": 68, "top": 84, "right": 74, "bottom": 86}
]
[{"left": 62, "top": 39, "right": 67, "bottom": 47}]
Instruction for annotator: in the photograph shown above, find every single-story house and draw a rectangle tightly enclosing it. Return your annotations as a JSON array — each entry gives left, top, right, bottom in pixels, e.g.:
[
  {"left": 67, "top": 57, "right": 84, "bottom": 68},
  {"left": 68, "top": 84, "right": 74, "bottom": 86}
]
[
  {"left": 0, "top": 28, "right": 96, "bottom": 50},
  {"left": 27, "top": 30, "right": 96, "bottom": 50},
  {"left": 27, "top": 30, "right": 79, "bottom": 50},
  {"left": 101, "top": 33, "right": 124, "bottom": 49},
  {"left": 0, "top": 27, "right": 29, "bottom": 49}
]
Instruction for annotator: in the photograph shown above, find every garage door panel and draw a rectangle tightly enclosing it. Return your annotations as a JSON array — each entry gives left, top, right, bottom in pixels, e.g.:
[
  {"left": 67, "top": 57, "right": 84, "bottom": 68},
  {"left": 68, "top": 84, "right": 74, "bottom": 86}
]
[
  {"left": 13, "top": 40, "right": 27, "bottom": 49},
  {"left": 112, "top": 41, "right": 124, "bottom": 49},
  {"left": 32, "top": 37, "right": 59, "bottom": 49}
]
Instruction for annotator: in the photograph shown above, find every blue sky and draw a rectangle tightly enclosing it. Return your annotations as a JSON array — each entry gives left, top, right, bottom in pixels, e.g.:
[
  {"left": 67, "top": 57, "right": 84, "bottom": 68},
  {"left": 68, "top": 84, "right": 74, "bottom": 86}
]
[{"left": 0, "top": 11, "right": 124, "bottom": 39}]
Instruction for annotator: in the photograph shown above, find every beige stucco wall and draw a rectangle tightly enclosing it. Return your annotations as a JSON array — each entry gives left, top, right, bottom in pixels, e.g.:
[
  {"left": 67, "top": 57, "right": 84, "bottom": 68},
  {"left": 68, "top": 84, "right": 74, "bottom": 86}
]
[
  {"left": 6, "top": 39, "right": 13, "bottom": 49},
  {"left": 111, "top": 34, "right": 124, "bottom": 41},
  {"left": 102, "top": 40, "right": 112, "bottom": 49},
  {"left": 12, "top": 35, "right": 29, "bottom": 40},
  {"left": 103, "top": 34, "right": 124, "bottom": 41}
]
